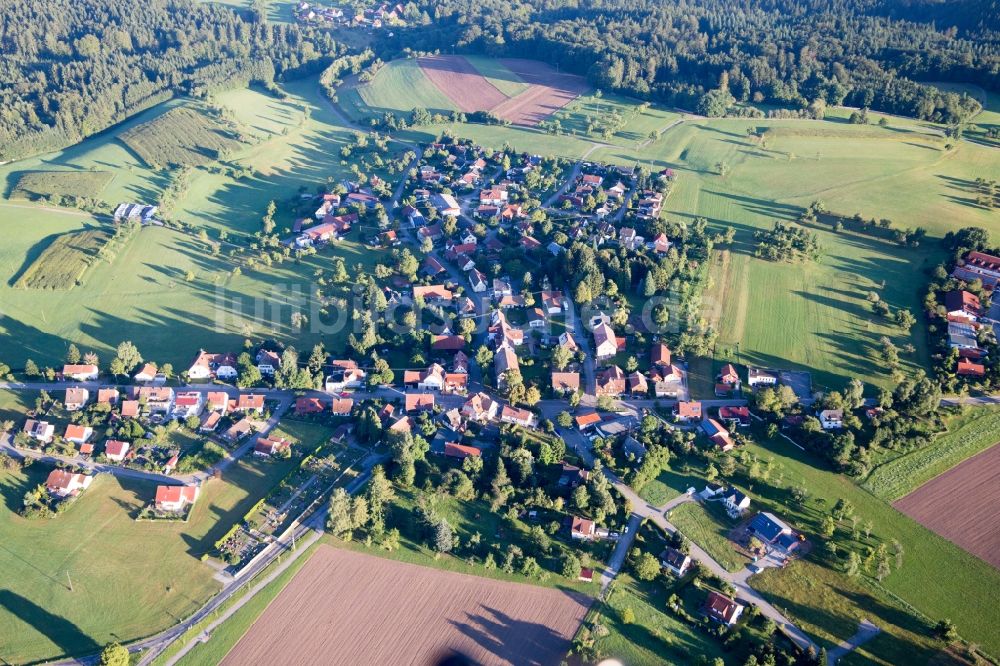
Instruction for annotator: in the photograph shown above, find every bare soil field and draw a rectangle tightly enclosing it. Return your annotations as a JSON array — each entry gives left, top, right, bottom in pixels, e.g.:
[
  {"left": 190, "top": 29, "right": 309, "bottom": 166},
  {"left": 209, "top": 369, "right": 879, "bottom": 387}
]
[
  {"left": 418, "top": 55, "right": 509, "bottom": 113},
  {"left": 492, "top": 59, "right": 590, "bottom": 125},
  {"left": 894, "top": 442, "right": 1000, "bottom": 568},
  {"left": 221, "top": 546, "right": 592, "bottom": 666}
]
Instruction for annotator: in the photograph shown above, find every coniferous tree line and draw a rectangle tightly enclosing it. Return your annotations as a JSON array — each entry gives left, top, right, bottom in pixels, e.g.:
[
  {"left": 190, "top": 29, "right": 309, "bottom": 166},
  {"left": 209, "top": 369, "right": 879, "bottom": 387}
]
[
  {"left": 0, "top": 0, "right": 341, "bottom": 160},
  {"left": 382, "top": 0, "right": 997, "bottom": 122}
]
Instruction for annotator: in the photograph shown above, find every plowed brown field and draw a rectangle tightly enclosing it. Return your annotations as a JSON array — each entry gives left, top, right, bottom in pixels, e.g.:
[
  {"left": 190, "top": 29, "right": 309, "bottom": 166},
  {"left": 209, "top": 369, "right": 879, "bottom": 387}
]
[
  {"left": 492, "top": 59, "right": 589, "bottom": 126},
  {"left": 222, "top": 546, "right": 593, "bottom": 665},
  {"left": 418, "top": 55, "right": 509, "bottom": 113},
  {"left": 894, "top": 442, "right": 1000, "bottom": 568}
]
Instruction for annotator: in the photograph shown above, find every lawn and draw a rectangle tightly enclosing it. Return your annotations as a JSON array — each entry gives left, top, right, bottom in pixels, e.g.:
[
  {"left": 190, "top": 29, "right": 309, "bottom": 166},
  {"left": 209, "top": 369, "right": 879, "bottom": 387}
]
[
  {"left": 13, "top": 227, "right": 111, "bottom": 290},
  {"left": 338, "top": 58, "right": 457, "bottom": 122},
  {"left": 595, "top": 574, "right": 728, "bottom": 665},
  {"left": 741, "top": 430, "right": 1000, "bottom": 659},
  {"left": 119, "top": 106, "right": 246, "bottom": 168},
  {"left": 667, "top": 501, "right": 749, "bottom": 573},
  {"left": 637, "top": 464, "right": 706, "bottom": 506},
  {"left": 0, "top": 451, "right": 297, "bottom": 663},
  {"left": 10, "top": 171, "right": 114, "bottom": 200},
  {"left": 864, "top": 406, "right": 1000, "bottom": 500}
]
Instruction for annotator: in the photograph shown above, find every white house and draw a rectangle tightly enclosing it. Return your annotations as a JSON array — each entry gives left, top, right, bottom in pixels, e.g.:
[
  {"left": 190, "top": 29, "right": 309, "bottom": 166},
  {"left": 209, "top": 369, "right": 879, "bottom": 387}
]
[
  {"left": 255, "top": 349, "right": 281, "bottom": 376},
  {"left": 46, "top": 470, "right": 93, "bottom": 498},
  {"left": 721, "top": 488, "right": 751, "bottom": 518},
  {"left": 819, "top": 409, "right": 844, "bottom": 430},
  {"left": 62, "top": 364, "right": 99, "bottom": 381},
  {"left": 593, "top": 321, "right": 619, "bottom": 360},
  {"left": 187, "top": 351, "right": 237, "bottom": 380},
  {"left": 23, "top": 419, "right": 55, "bottom": 443},
  {"left": 659, "top": 547, "right": 691, "bottom": 577},
  {"left": 155, "top": 485, "right": 199, "bottom": 512},
  {"left": 173, "top": 391, "right": 204, "bottom": 418}
]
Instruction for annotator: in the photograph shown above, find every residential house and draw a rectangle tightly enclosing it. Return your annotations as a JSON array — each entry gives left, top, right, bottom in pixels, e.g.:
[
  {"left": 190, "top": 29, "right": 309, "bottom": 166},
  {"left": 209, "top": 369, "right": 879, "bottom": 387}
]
[
  {"left": 500, "top": 405, "right": 536, "bottom": 428},
  {"left": 558, "top": 463, "right": 590, "bottom": 488},
  {"left": 65, "top": 387, "right": 89, "bottom": 411},
  {"left": 296, "top": 397, "right": 325, "bottom": 415},
  {"left": 136, "top": 386, "right": 174, "bottom": 413},
  {"left": 480, "top": 187, "right": 508, "bottom": 206},
  {"left": 254, "top": 437, "right": 291, "bottom": 457},
  {"left": 558, "top": 331, "right": 579, "bottom": 352},
  {"left": 574, "top": 412, "right": 602, "bottom": 431},
  {"left": 255, "top": 349, "right": 281, "bottom": 376},
  {"left": 430, "top": 193, "right": 461, "bottom": 217},
  {"left": 439, "top": 441, "right": 482, "bottom": 459},
  {"left": 702, "top": 418, "right": 734, "bottom": 451},
  {"left": 23, "top": 419, "right": 55, "bottom": 443},
  {"left": 595, "top": 365, "right": 626, "bottom": 396},
  {"left": 462, "top": 392, "right": 498, "bottom": 422},
  {"left": 648, "top": 233, "right": 671, "bottom": 254},
  {"left": 494, "top": 344, "right": 520, "bottom": 387},
  {"left": 405, "top": 393, "right": 436, "bottom": 413},
  {"left": 62, "top": 364, "right": 98, "bottom": 381},
  {"left": 224, "top": 418, "right": 254, "bottom": 441},
  {"left": 232, "top": 394, "right": 265, "bottom": 414},
  {"left": 527, "top": 308, "right": 546, "bottom": 328},
  {"left": 747, "top": 367, "right": 778, "bottom": 388},
  {"left": 651, "top": 364, "right": 684, "bottom": 397},
  {"left": 331, "top": 398, "right": 354, "bottom": 416},
  {"left": 403, "top": 364, "right": 446, "bottom": 391},
  {"left": 413, "top": 284, "right": 453, "bottom": 303},
  {"left": 199, "top": 411, "right": 222, "bottom": 432},
  {"left": 105, "top": 440, "right": 130, "bottom": 462},
  {"left": 155, "top": 485, "right": 200, "bottom": 513},
  {"left": 944, "top": 290, "right": 982, "bottom": 322},
  {"left": 622, "top": 435, "right": 648, "bottom": 460},
  {"left": 64, "top": 424, "right": 93, "bottom": 444},
  {"left": 948, "top": 321, "right": 979, "bottom": 350},
  {"left": 951, "top": 250, "right": 1000, "bottom": 290},
  {"left": 388, "top": 415, "right": 414, "bottom": 434},
  {"left": 748, "top": 512, "right": 793, "bottom": 545},
  {"left": 431, "top": 335, "right": 466, "bottom": 351},
  {"left": 619, "top": 227, "right": 644, "bottom": 251},
  {"left": 551, "top": 372, "right": 580, "bottom": 394},
  {"left": 97, "top": 388, "right": 119, "bottom": 405},
  {"left": 46, "top": 470, "right": 93, "bottom": 498},
  {"left": 819, "top": 409, "right": 843, "bottom": 430},
  {"left": 674, "top": 401, "right": 702, "bottom": 422},
  {"left": 659, "top": 547, "right": 692, "bottom": 577},
  {"left": 443, "top": 373, "right": 468, "bottom": 394},
  {"left": 469, "top": 269, "right": 489, "bottom": 293},
  {"left": 719, "top": 406, "right": 750, "bottom": 427},
  {"left": 541, "top": 291, "right": 564, "bottom": 314},
  {"left": 206, "top": 391, "right": 230, "bottom": 413},
  {"left": 173, "top": 392, "right": 204, "bottom": 418},
  {"left": 957, "top": 359, "right": 986, "bottom": 377},
  {"left": 593, "top": 321, "right": 621, "bottom": 361},
  {"left": 721, "top": 488, "right": 751, "bottom": 517},
  {"left": 650, "top": 343, "right": 672, "bottom": 368},
  {"left": 702, "top": 591, "right": 744, "bottom": 626},
  {"left": 325, "top": 361, "right": 367, "bottom": 392},
  {"left": 120, "top": 401, "right": 140, "bottom": 419},
  {"left": 422, "top": 255, "right": 446, "bottom": 277},
  {"left": 628, "top": 371, "right": 648, "bottom": 396},
  {"left": 715, "top": 363, "right": 740, "bottom": 396},
  {"left": 187, "top": 351, "right": 237, "bottom": 380},
  {"left": 134, "top": 363, "right": 158, "bottom": 383},
  {"left": 570, "top": 516, "right": 596, "bottom": 540}
]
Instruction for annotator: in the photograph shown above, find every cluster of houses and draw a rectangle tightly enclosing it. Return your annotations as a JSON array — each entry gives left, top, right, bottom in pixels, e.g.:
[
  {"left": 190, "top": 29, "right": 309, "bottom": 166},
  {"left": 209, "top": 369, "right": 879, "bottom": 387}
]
[
  {"left": 43, "top": 465, "right": 200, "bottom": 515},
  {"left": 946, "top": 250, "right": 1000, "bottom": 378},
  {"left": 295, "top": 1, "right": 403, "bottom": 29}
]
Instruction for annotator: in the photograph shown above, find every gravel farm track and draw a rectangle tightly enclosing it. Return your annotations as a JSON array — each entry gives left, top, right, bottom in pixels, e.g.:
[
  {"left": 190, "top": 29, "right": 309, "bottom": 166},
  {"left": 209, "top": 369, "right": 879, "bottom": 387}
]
[
  {"left": 893, "top": 442, "right": 1000, "bottom": 568},
  {"left": 416, "top": 55, "right": 589, "bottom": 126},
  {"left": 220, "top": 546, "right": 592, "bottom": 666}
]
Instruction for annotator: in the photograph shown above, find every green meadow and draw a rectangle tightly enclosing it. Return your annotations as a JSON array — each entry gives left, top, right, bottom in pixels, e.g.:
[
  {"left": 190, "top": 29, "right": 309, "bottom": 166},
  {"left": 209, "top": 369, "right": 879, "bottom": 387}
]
[
  {"left": 338, "top": 57, "right": 458, "bottom": 122},
  {"left": 0, "top": 454, "right": 296, "bottom": 663}
]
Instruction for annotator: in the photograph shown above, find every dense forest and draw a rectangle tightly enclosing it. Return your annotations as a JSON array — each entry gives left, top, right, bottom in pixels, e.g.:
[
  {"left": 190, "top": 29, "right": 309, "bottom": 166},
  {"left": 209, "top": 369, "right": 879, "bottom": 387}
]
[
  {"left": 0, "top": 0, "right": 338, "bottom": 160},
  {"left": 391, "top": 0, "right": 999, "bottom": 121}
]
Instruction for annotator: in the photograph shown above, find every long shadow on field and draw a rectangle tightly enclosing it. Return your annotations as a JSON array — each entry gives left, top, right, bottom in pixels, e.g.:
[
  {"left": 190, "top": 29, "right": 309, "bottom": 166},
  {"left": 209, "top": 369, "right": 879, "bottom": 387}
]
[
  {"left": 449, "top": 605, "right": 577, "bottom": 666},
  {"left": 0, "top": 590, "right": 99, "bottom": 660},
  {"left": 7, "top": 233, "right": 62, "bottom": 287},
  {"left": 705, "top": 190, "right": 803, "bottom": 221}
]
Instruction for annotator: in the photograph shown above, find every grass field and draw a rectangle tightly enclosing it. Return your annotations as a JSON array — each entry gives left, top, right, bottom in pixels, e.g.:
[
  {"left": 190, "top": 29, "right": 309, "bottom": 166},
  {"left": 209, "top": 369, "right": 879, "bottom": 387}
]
[
  {"left": 338, "top": 58, "right": 457, "bottom": 122},
  {"left": 13, "top": 227, "right": 111, "bottom": 290},
  {"left": 0, "top": 79, "right": 393, "bottom": 368},
  {"left": 668, "top": 501, "right": 749, "bottom": 573},
  {"left": 864, "top": 407, "right": 1000, "bottom": 500},
  {"left": 741, "top": 430, "right": 1000, "bottom": 659},
  {"left": 9, "top": 171, "right": 113, "bottom": 200},
  {"left": 0, "top": 452, "right": 297, "bottom": 663},
  {"left": 119, "top": 107, "right": 246, "bottom": 168}
]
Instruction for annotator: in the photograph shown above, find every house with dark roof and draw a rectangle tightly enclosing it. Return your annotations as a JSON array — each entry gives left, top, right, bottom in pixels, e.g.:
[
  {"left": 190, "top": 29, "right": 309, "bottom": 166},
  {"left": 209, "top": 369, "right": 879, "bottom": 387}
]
[
  {"left": 748, "top": 512, "right": 792, "bottom": 544},
  {"left": 659, "top": 546, "right": 691, "bottom": 577}
]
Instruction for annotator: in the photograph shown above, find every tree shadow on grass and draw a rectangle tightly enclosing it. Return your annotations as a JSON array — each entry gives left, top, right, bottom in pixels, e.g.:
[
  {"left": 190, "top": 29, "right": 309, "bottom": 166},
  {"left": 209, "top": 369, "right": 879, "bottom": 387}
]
[{"left": 0, "top": 590, "right": 98, "bottom": 661}]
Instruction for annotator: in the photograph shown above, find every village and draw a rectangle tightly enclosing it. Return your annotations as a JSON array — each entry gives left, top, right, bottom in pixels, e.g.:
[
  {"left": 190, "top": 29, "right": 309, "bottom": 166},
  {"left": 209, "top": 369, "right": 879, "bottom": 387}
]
[{"left": 2, "top": 132, "right": 998, "bottom": 665}]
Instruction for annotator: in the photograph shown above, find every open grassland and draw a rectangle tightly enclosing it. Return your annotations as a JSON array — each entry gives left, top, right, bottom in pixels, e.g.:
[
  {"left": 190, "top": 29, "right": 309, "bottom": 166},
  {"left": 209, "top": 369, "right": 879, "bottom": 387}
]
[
  {"left": 13, "top": 227, "right": 111, "bottom": 290},
  {"left": 221, "top": 545, "right": 591, "bottom": 666},
  {"left": 339, "top": 58, "right": 457, "bottom": 121},
  {"left": 864, "top": 407, "right": 1000, "bottom": 500},
  {"left": 10, "top": 171, "right": 113, "bottom": 200},
  {"left": 751, "top": 560, "right": 943, "bottom": 666},
  {"left": 0, "top": 80, "right": 392, "bottom": 367},
  {"left": 0, "top": 454, "right": 297, "bottom": 663},
  {"left": 741, "top": 431, "right": 1000, "bottom": 658},
  {"left": 592, "top": 115, "right": 998, "bottom": 388},
  {"left": 668, "top": 501, "right": 749, "bottom": 573},
  {"left": 894, "top": 442, "right": 1000, "bottom": 569},
  {"left": 0, "top": 390, "right": 37, "bottom": 425},
  {"left": 119, "top": 106, "right": 246, "bottom": 168}
]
